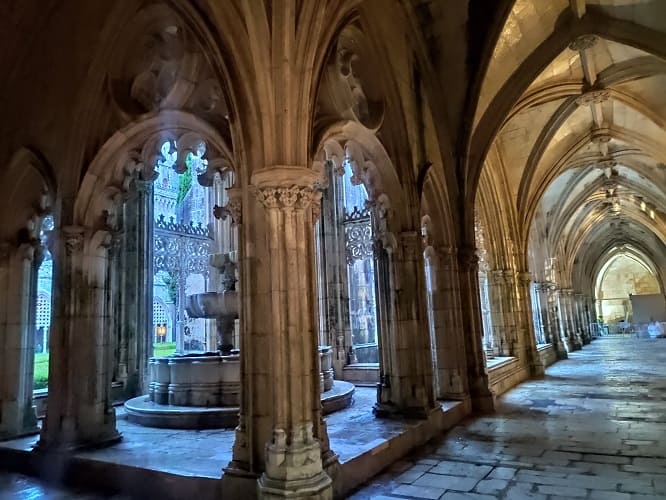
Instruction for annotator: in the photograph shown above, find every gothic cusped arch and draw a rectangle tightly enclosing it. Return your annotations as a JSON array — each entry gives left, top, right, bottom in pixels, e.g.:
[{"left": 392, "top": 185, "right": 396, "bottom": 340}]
[{"left": 74, "top": 110, "right": 234, "bottom": 229}]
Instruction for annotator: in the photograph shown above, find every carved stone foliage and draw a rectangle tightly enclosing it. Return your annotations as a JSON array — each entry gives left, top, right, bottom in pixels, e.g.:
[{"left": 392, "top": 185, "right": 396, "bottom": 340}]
[
  {"left": 153, "top": 220, "right": 211, "bottom": 277},
  {"left": 107, "top": 5, "right": 229, "bottom": 130},
  {"left": 254, "top": 186, "right": 316, "bottom": 210},
  {"left": 316, "top": 24, "right": 385, "bottom": 130}
]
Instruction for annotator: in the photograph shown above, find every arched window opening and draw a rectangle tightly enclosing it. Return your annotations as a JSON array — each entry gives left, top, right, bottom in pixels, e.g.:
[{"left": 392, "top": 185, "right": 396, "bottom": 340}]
[
  {"left": 152, "top": 140, "right": 214, "bottom": 356},
  {"left": 315, "top": 152, "right": 382, "bottom": 383},
  {"left": 341, "top": 158, "right": 378, "bottom": 363},
  {"left": 474, "top": 215, "right": 494, "bottom": 357},
  {"left": 530, "top": 283, "right": 546, "bottom": 345},
  {"left": 596, "top": 253, "right": 661, "bottom": 330},
  {"left": 34, "top": 214, "right": 54, "bottom": 391}
]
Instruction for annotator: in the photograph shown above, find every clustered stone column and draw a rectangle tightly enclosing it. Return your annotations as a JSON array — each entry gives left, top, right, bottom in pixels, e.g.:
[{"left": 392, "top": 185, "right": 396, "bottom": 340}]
[
  {"left": 515, "top": 273, "right": 544, "bottom": 377},
  {"left": 38, "top": 226, "right": 120, "bottom": 450},
  {"left": 0, "top": 242, "right": 39, "bottom": 439},
  {"left": 373, "top": 228, "right": 436, "bottom": 418},
  {"left": 537, "top": 283, "right": 568, "bottom": 359},
  {"left": 427, "top": 245, "right": 469, "bottom": 400},
  {"left": 457, "top": 247, "right": 494, "bottom": 412},
  {"left": 115, "top": 177, "right": 154, "bottom": 397},
  {"left": 486, "top": 270, "right": 518, "bottom": 357},
  {"left": 557, "top": 289, "right": 582, "bottom": 352},
  {"left": 226, "top": 167, "right": 332, "bottom": 499}
]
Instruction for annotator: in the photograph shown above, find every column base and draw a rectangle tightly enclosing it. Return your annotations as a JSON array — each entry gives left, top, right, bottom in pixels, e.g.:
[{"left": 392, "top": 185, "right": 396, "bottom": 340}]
[
  {"left": 35, "top": 428, "right": 122, "bottom": 452},
  {"left": 555, "top": 343, "right": 568, "bottom": 360},
  {"left": 258, "top": 471, "right": 332, "bottom": 499},
  {"left": 468, "top": 374, "right": 494, "bottom": 413},
  {"left": 0, "top": 403, "right": 39, "bottom": 442},
  {"left": 37, "top": 410, "right": 121, "bottom": 452}
]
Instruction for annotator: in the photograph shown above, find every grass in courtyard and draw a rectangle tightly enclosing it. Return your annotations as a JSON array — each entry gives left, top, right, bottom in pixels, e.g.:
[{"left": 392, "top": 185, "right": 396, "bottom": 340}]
[
  {"left": 31, "top": 342, "right": 176, "bottom": 391},
  {"left": 34, "top": 352, "right": 49, "bottom": 390},
  {"left": 153, "top": 341, "right": 176, "bottom": 357}
]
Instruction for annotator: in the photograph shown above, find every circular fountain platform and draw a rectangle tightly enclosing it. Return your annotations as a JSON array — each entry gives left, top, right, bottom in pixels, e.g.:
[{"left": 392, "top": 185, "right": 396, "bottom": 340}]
[{"left": 125, "top": 380, "right": 355, "bottom": 429}]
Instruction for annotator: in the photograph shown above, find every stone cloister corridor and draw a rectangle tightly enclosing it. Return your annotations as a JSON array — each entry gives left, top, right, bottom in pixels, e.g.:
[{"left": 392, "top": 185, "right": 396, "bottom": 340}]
[
  {"left": 2, "top": 337, "right": 666, "bottom": 499},
  {"left": 1, "top": 0, "right": 666, "bottom": 499},
  {"left": 352, "top": 337, "right": 666, "bottom": 499}
]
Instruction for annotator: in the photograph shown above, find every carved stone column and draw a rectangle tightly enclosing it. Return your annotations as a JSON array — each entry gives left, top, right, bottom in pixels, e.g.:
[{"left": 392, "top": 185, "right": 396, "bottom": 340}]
[
  {"left": 542, "top": 284, "right": 568, "bottom": 359},
  {"left": 427, "top": 246, "right": 469, "bottom": 400},
  {"left": 487, "top": 270, "right": 519, "bottom": 357},
  {"left": 458, "top": 246, "right": 494, "bottom": 412},
  {"left": 574, "top": 293, "right": 588, "bottom": 345},
  {"left": 117, "top": 178, "right": 154, "bottom": 397},
  {"left": 373, "top": 230, "right": 436, "bottom": 417},
  {"left": 237, "top": 167, "right": 332, "bottom": 499},
  {"left": 516, "top": 273, "right": 544, "bottom": 377},
  {"left": 0, "top": 242, "right": 39, "bottom": 439},
  {"left": 38, "top": 227, "right": 120, "bottom": 450}
]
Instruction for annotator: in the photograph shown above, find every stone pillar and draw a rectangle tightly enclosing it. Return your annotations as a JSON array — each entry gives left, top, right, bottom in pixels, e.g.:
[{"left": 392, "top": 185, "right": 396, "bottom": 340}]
[
  {"left": 117, "top": 179, "right": 153, "bottom": 396},
  {"left": 230, "top": 167, "right": 332, "bottom": 499},
  {"left": 0, "top": 243, "right": 39, "bottom": 439},
  {"left": 373, "top": 230, "right": 436, "bottom": 418},
  {"left": 558, "top": 289, "right": 581, "bottom": 351},
  {"left": 457, "top": 247, "right": 494, "bottom": 412},
  {"left": 516, "top": 273, "right": 544, "bottom": 377},
  {"left": 574, "top": 293, "right": 589, "bottom": 345},
  {"left": 38, "top": 227, "right": 120, "bottom": 450},
  {"left": 486, "top": 271, "right": 508, "bottom": 356},
  {"left": 427, "top": 246, "right": 469, "bottom": 400},
  {"left": 542, "top": 284, "right": 567, "bottom": 359}
]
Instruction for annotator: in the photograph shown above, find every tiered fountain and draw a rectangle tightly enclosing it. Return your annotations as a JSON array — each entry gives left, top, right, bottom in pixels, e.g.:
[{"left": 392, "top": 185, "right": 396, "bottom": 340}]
[{"left": 125, "top": 253, "right": 353, "bottom": 429}]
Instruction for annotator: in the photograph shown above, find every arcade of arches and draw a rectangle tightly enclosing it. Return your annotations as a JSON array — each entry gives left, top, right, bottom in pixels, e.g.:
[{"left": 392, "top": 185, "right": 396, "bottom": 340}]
[{"left": 0, "top": 1, "right": 665, "bottom": 499}]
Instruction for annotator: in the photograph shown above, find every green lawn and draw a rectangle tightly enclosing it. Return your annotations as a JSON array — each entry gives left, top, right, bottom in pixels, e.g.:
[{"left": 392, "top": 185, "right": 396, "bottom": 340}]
[
  {"left": 31, "top": 342, "right": 176, "bottom": 391},
  {"left": 34, "top": 352, "right": 49, "bottom": 390},
  {"left": 153, "top": 342, "right": 176, "bottom": 357}
]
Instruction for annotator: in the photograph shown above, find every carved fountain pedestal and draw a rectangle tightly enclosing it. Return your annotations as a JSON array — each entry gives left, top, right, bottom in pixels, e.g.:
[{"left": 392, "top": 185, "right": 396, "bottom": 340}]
[{"left": 125, "top": 254, "right": 354, "bottom": 429}]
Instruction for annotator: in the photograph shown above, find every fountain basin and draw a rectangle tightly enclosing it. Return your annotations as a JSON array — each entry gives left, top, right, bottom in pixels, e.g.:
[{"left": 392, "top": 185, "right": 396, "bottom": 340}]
[
  {"left": 149, "top": 353, "right": 240, "bottom": 407},
  {"left": 185, "top": 291, "right": 238, "bottom": 318}
]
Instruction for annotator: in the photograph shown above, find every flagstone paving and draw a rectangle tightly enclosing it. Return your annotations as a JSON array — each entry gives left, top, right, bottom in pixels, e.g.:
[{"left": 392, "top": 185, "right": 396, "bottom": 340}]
[{"left": 351, "top": 337, "right": 666, "bottom": 499}]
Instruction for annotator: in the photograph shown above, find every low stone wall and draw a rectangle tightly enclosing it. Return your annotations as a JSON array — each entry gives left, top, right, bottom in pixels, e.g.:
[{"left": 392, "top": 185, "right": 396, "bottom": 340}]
[
  {"left": 537, "top": 344, "right": 558, "bottom": 367},
  {"left": 487, "top": 357, "right": 529, "bottom": 398}
]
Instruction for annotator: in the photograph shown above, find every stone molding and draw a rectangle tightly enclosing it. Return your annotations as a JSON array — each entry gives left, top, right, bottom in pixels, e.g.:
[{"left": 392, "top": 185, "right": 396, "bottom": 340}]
[
  {"left": 568, "top": 34, "right": 598, "bottom": 51},
  {"left": 576, "top": 89, "right": 610, "bottom": 107},
  {"left": 213, "top": 187, "right": 242, "bottom": 225}
]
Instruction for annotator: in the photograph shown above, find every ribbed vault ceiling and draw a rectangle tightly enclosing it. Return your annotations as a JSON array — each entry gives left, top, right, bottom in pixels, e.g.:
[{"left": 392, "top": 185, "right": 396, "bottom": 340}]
[{"left": 481, "top": 0, "right": 666, "bottom": 287}]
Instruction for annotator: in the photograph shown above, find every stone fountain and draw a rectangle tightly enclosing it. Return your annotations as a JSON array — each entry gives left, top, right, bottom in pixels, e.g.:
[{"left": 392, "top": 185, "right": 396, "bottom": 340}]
[{"left": 125, "top": 253, "right": 354, "bottom": 429}]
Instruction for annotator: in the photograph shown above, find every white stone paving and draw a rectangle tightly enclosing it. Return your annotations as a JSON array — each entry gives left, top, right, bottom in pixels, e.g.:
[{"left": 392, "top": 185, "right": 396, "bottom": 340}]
[{"left": 351, "top": 338, "right": 666, "bottom": 499}]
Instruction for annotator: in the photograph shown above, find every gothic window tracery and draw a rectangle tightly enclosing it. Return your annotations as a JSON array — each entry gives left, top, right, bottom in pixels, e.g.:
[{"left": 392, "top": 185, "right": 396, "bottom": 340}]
[
  {"left": 33, "top": 214, "right": 54, "bottom": 390},
  {"left": 341, "top": 158, "right": 378, "bottom": 355},
  {"left": 475, "top": 214, "right": 495, "bottom": 354},
  {"left": 152, "top": 140, "right": 213, "bottom": 355}
]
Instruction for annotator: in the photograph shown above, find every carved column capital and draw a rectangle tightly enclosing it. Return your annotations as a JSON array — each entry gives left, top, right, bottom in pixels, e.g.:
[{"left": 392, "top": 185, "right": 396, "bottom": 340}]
[
  {"left": 251, "top": 166, "right": 321, "bottom": 211},
  {"left": 62, "top": 226, "right": 86, "bottom": 256}
]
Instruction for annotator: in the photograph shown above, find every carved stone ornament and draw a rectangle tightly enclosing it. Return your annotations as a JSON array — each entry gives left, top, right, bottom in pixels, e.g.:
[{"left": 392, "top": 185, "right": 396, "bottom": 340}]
[
  {"left": 568, "top": 35, "right": 598, "bottom": 52},
  {"left": 213, "top": 194, "right": 242, "bottom": 226},
  {"left": 576, "top": 89, "right": 610, "bottom": 107},
  {"left": 254, "top": 186, "right": 316, "bottom": 210},
  {"left": 62, "top": 226, "right": 85, "bottom": 256}
]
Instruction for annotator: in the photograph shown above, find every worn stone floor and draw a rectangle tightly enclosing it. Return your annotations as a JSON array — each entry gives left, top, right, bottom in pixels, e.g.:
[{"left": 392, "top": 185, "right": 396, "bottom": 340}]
[{"left": 352, "top": 337, "right": 666, "bottom": 499}]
